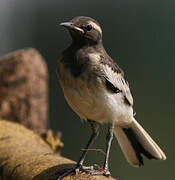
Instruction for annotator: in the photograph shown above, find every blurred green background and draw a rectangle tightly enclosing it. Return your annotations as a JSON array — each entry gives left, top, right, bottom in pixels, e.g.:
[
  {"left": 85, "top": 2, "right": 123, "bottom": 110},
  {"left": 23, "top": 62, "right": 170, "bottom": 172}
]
[{"left": 0, "top": 0, "right": 174, "bottom": 179}]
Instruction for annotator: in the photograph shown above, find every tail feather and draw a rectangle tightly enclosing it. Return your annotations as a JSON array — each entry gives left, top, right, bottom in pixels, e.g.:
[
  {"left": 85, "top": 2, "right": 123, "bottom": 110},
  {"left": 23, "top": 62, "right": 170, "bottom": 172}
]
[
  {"left": 114, "top": 126, "right": 142, "bottom": 166},
  {"left": 123, "top": 128, "right": 157, "bottom": 166},
  {"left": 114, "top": 118, "right": 166, "bottom": 167},
  {"left": 131, "top": 119, "right": 166, "bottom": 160}
]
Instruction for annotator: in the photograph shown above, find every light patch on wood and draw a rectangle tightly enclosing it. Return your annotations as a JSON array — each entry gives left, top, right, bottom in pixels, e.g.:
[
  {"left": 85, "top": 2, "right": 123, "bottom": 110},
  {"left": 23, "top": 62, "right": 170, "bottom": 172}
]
[{"left": 87, "top": 21, "right": 102, "bottom": 35}]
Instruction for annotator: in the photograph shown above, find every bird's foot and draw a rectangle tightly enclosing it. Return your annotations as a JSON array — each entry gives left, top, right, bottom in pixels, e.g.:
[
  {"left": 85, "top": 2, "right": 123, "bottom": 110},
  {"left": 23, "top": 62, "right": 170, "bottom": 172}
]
[
  {"left": 86, "top": 164, "right": 111, "bottom": 177},
  {"left": 57, "top": 164, "right": 111, "bottom": 179},
  {"left": 57, "top": 164, "right": 94, "bottom": 180},
  {"left": 103, "top": 169, "right": 111, "bottom": 176}
]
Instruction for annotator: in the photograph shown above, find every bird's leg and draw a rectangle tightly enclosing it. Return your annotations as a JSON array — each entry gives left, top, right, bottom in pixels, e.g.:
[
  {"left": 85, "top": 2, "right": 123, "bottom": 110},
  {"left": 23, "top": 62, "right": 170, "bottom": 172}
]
[
  {"left": 103, "top": 122, "right": 114, "bottom": 176},
  {"left": 77, "top": 120, "right": 99, "bottom": 167},
  {"left": 88, "top": 122, "right": 114, "bottom": 176},
  {"left": 58, "top": 120, "right": 99, "bottom": 180}
]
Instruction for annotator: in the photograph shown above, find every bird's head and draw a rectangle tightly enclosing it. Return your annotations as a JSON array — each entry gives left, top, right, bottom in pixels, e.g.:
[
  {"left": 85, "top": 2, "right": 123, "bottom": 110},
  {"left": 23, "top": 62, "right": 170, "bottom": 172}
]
[{"left": 60, "top": 16, "right": 102, "bottom": 45}]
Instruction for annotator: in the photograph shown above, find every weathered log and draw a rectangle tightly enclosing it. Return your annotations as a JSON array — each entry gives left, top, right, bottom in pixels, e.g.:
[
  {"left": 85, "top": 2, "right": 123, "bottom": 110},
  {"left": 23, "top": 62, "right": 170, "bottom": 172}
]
[
  {"left": 0, "top": 48, "right": 48, "bottom": 133},
  {"left": 0, "top": 120, "right": 116, "bottom": 180}
]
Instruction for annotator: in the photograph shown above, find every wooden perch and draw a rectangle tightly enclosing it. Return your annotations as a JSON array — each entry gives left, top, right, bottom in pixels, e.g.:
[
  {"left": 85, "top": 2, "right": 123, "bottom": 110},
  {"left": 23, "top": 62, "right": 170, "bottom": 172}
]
[
  {"left": 0, "top": 48, "right": 48, "bottom": 133},
  {"left": 0, "top": 120, "right": 116, "bottom": 180},
  {"left": 0, "top": 49, "right": 117, "bottom": 180}
]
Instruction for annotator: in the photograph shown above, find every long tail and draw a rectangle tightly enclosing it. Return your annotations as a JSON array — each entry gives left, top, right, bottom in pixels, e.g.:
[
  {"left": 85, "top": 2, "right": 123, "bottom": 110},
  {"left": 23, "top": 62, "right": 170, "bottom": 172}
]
[{"left": 114, "top": 118, "right": 166, "bottom": 167}]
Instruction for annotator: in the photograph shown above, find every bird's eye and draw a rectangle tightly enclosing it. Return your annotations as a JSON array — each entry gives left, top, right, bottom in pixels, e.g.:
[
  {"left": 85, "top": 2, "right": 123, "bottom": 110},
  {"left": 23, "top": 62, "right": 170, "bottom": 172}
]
[{"left": 86, "top": 24, "right": 92, "bottom": 31}]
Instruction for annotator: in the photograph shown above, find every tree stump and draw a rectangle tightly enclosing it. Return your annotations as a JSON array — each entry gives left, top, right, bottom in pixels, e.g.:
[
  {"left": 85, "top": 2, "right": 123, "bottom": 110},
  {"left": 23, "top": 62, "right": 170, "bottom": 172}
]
[{"left": 0, "top": 48, "right": 48, "bottom": 133}]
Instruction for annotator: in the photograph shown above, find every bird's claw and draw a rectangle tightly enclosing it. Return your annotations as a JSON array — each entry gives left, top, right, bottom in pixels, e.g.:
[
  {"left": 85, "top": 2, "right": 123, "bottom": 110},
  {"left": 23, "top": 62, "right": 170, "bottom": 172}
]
[
  {"left": 103, "top": 169, "right": 111, "bottom": 176},
  {"left": 87, "top": 168, "right": 111, "bottom": 176},
  {"left": 57, "top": 164, "right": 111, "bottom": 180},
  {"left": 85, "top": 164, "right": 111, "bottom": 177}
]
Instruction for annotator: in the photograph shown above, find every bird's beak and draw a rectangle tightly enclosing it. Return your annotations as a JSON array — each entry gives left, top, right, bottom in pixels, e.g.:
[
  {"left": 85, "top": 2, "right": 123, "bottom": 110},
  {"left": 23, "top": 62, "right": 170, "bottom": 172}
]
[{"left": 60, "top": 22, "right": 84, "bottom": 34}]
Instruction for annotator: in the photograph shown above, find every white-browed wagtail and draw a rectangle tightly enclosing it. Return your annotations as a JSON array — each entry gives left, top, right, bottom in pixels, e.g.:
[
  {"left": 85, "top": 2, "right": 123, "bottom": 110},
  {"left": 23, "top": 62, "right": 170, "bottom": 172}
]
[{"left": 57, "top": 16, "right": 166, "bottom": 179}]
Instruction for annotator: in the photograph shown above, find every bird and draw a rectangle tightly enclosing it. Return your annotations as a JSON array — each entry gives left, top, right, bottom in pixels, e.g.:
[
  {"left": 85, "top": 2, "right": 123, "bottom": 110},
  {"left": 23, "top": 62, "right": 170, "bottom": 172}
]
[{"left": 57, "top": 16, "right": 166, "bottom": 179}]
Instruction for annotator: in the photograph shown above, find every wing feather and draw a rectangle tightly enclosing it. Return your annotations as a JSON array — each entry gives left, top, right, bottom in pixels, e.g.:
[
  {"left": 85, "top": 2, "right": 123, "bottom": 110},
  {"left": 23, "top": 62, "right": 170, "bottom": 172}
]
[{"left": 102, "top": 64, "right": 133, "bottom": 106}]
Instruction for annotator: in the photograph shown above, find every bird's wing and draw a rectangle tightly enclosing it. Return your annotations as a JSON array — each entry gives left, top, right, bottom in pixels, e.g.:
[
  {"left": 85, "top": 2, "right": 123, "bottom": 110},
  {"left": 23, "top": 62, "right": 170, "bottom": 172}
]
[{"left": 101, "top": 61, "right": 133, "bottom": 106}]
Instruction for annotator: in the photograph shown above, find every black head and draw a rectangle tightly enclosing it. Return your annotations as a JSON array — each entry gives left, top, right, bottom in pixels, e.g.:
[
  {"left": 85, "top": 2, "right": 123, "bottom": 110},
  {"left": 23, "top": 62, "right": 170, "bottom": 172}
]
[{"left": 60, "top": 16, "right": 102, "bottom": 45}]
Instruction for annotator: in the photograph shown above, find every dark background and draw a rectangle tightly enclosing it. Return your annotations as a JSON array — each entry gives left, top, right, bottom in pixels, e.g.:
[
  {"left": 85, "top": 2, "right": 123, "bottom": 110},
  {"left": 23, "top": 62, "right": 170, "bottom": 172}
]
[{"left": 0, "top": 0, "right": 174, "bottom": 179}]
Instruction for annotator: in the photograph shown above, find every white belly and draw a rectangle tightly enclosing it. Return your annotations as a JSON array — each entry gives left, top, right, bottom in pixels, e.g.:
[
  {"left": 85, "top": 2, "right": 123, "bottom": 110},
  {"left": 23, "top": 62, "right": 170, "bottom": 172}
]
[
  {"left": 58, "top": 62, "right": 133, "bottom": 126},
  {"left": 61, "top": 79, "right": 133, "bottom": 126},
  {"left": 62, "top": 79, "right": 108, "bottom": 122}
]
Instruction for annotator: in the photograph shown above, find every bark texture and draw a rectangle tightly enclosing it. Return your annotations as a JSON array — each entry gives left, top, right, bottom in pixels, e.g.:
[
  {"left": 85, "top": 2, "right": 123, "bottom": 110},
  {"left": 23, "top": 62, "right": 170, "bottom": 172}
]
[
  {"left": 0, "top": 120, "right": 116, "bottom": 180},
  {"left": 0, "top": 48, "right": 48, "bottom": 133}
]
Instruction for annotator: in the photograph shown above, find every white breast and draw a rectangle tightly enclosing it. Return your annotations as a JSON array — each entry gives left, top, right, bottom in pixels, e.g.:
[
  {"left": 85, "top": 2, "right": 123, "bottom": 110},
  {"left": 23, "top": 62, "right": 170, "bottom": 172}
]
[{"left": 57, "top": 59, "right": 133, "bottom": 126}]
